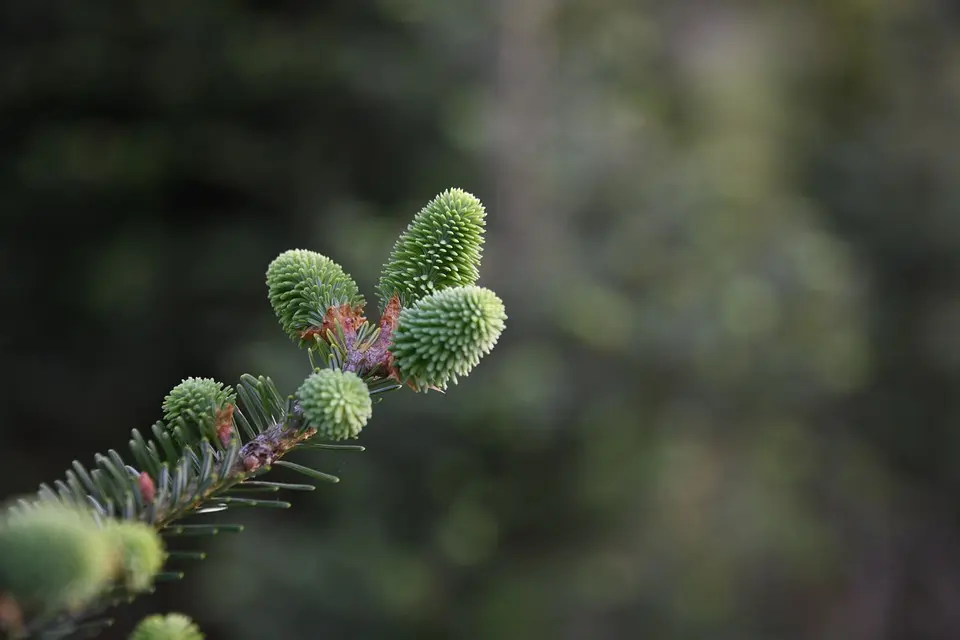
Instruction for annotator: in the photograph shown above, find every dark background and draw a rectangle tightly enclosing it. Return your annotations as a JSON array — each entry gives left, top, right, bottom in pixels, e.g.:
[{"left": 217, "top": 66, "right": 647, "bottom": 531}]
[{"left": 2, "top": 1, "right": 960, "bottom": 639}]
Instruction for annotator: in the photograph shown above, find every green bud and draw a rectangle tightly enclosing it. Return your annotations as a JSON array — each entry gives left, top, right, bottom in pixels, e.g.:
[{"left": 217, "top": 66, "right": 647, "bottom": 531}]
[
  {"left": 106, "top": 520, "right": 165, "bottom": 593},
  {"left": 390, "top": 286, "right": 506, "bottom": 391},
  {"left": 161, "top": 378, "right": 236, "bottom": 447},
  {"left": 378, "top": 189, "right": 486, "bottom": 308},
  {"left": 129, "top": 613, "right": 204, "bottom": 640},
  {"left": 297, "top": 369, "right": 372, "bottom": 440},
  {"left": 267, "top": 249, "right": 364, "bottom": 347},
  {"left": 0, "top": 503, "right": 115, "bottom": 612}
]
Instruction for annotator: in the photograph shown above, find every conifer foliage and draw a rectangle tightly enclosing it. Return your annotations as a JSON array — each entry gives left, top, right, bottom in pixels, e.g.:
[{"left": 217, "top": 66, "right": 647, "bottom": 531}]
[{"left": 0, "top": 189, "right": 505, "bottom": 640}]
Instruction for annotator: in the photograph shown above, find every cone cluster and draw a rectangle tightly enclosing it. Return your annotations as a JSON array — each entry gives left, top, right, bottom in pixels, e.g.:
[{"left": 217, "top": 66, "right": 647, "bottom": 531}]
[{"left": 262, "top": 187, "right": 505, "bottom": 413}]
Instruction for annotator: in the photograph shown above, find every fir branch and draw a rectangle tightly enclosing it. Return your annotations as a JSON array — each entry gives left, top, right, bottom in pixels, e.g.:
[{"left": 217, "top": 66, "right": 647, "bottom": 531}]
[
  {"left": 0, "top": 188, "right": 506, "bottom": 640},
  {"left": 10, "top": 409, "right": 324, "bottom": 640}
]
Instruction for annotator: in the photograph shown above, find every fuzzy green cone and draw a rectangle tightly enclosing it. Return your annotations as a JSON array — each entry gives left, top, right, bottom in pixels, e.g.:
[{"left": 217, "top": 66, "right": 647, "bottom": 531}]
[
  {"left": 390, "top": 285, "right": 506, "bottom": 391},
  {"left": 129, "top": 613, "right": 204, "bottom": 640},
  {"left": 161, "top": 378, "right": 236, "bottom": 447},
  {"left": 378, "top": 188, "right": 486, "bottom": 308},
  {"left": 107, "top": 520, "right": 165, "bottom": 593},
  {"left": 0, "top": 504, "right": 115, "bottom": 613},
  {"left": 297, "top": 369, "right": 372, "bottom": 440},
  {"left": 267, "top": 249, "right": 364, "bottom": 346}
]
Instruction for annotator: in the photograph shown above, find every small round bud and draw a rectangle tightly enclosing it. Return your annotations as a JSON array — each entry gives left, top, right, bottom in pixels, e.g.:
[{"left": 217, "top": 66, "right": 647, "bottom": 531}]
[
  {"left": 0, "top": 503, "right": 114, "bottom": 612},
  {"left": 267, "top": 249, "right": 364, "bottom": 346},
  {"left": 378, "top": 189, "right": 486, "bottom": 308},
  {"left": 390, "top": 286, "right": 506, "bottom": 391},
  {"left": 106, "top": 520, "right": 165, "bottom": 593},
  {"left": 129, "top": 613, "right": 204, "bottom": 640},
  {"left": 297, "top": 369, "right": 372, "bottom": 440},
  {"left": 161, "top": 378, "right": 236, "bottom": 447}
]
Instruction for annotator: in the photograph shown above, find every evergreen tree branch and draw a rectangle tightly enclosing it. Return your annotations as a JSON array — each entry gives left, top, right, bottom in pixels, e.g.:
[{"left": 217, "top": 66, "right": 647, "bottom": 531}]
[{"left": 0, "top": 188, "right": 506, "bottom": 640}]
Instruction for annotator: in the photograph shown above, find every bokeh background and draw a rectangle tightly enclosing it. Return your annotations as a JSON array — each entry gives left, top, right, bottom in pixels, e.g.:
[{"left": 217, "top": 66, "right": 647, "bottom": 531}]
[{"left": 2, "top": 1, "right": 960, "bottom": 638}]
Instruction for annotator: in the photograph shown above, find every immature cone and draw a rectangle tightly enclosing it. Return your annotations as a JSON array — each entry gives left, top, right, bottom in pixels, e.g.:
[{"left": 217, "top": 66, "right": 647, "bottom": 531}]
[
  {"left": 378, "top": 188, "right": 486, "bottom": 308},
  {"left": 129, "top": 613, "right": 204, "bottom": 640},
  {"left": 297, "top": 369, "right": 372, "bottom": 440},
  {"left": 0, "top": 504, "right": 115, "bottom": 613},
  {"left": 161, "top": 378, "right": 236, "bottom": 447},
  {"left": 106, "top": 520, "right": 165, "bottom": 593},
  {"left": 390, "top": 285, "right": 506, "bottom": 391},
  {"left": 267, "top": 249, "right": 364, "bottom": 346}
]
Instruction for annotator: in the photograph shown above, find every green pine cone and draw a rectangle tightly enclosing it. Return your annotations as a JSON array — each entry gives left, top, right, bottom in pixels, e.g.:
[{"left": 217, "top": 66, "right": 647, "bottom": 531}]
[
  {"left": 297, "top": 369, "right": 372, "bottom": 440},
  {"left": 390, "top": 285, "right": 506, "bottom": 391},
  {"left": 377, "top": 188, "right": 486, "bottom": 308},
  {"left": 106, "top": 520, "right": 165, "bottom": 593},
  {"left": 161, "top": 378, "right": 236, "bottom": 446},
  {"left": 267, "top": 249, "right": 364, "bottom": 346},
  {"left": 0, "top": 504, "right": 115, "bottom": 612},
  {"left": 129, "top": 613, "right": 204, "bottom": 640}
]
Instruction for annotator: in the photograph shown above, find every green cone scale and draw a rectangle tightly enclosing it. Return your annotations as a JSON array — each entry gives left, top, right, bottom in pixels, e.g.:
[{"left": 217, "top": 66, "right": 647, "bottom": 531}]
[
  {"left": 390, "top": 285, "right": 506, "bottom": 391},
  {"left": 107, "top": 520, "right": 165, "bottom": 593},
  {"left": 297, "top": 369, "right": 372, "bottom": 440},
  {"left": 161, "top": 378, "right": 235, "bottom": 446},
  {"left": 267, "top": 249, "right": 364, "bottom": 347},
  {"left": 378, "top": 189, "right": 486, "bottom": 308},
  {"left": 0, "top": 504, "right": 115, "bottom": 612},
  {"left": 129, "top": 613, "right": 204, "bottom": 640}
]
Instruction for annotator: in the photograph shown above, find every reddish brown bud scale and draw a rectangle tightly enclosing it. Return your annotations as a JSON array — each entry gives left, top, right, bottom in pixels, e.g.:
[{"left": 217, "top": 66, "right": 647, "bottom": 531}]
[
  {"left": 360, "top": 294, "right": 403, "bottom": 378},
  {"left": 379, "top": 295, "right": 402, "bottom": 334},
  {"left": 138, "top": 472, "right": 156, "bottom": 505},
  {"left": 215, "top": 403, "right": 236, "bottom": 448},
  {"left": 322, "top": 303, "right": 367, "bottom": 340},
  {"left": 299, "top": 326, "right": 325, "bottom": 342},
  {"left": 299, "top": 303, "right": 367, "bottom": 350}
]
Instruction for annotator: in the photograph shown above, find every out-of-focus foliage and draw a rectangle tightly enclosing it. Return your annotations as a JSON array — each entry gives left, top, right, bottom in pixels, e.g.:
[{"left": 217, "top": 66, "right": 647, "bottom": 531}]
[
  {"left": 128, "top": 613, "right": 203, "bottom": 640},
  {"left": 0, "top": 504, "right": 116, "bottom": 615},
  {"left": 1, "top": 0, "right": 958, "bottom": 639}
]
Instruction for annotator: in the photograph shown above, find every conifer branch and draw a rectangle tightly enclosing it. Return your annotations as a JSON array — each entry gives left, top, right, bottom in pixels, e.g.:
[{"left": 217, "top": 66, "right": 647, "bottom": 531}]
[{"left": 0, "top": 188, "right": 506, "bottom": 640}]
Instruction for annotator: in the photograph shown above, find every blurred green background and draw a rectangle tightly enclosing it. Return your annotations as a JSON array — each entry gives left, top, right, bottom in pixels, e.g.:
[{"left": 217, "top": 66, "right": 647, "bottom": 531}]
[{"left": 2, "top": 1, "right": 959, "bottom": 638}]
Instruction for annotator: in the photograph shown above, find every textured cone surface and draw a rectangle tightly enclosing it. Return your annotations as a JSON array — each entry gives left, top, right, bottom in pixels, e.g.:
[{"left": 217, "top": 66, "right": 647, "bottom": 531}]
[
  {"left": 390, "top": 285, "right": 506, "bottom": 390},
  {"left": 161, "top": 377, "right": 235, "bottom": 446},
  {"left": 267, "top": 249, "right": 364, "bottom": 346},
  {"left": 378, "top": 188, "right": 485, "bottom": 308},
  {"left": 107, "top": 520, "right": 165, "bottom": 593},
  {"left": 0, "top": 504, "right": 115, "bottom": 612},
  {"left": 129, "top": 613, "right": 204, "bottom": 640},
  {"left": 297, "top": 369, "right": 372, "bottom": 440}
]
